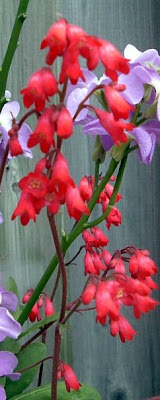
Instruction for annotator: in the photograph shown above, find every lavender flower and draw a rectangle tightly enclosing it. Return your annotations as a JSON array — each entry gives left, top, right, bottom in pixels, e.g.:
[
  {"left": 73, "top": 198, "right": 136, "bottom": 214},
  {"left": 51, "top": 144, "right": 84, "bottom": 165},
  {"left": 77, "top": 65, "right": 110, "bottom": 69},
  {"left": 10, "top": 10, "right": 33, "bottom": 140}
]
[
  {"left": 0, "top": 286, "right": 21, "bottom": 341},
  {"left": 0, "top": 351, "right": 21, "bottom": 400}
]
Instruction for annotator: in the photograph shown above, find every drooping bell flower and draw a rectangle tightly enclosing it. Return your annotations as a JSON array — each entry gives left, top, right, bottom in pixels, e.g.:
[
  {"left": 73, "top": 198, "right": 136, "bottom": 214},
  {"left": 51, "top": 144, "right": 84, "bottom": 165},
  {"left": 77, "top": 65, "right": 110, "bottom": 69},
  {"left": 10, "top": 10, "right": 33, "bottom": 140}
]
[
  {"left": 40, "top": 18, "right": 67, "bottom": 65},
  {"left": 44, "top": 296, "right": 55, "bottom": 317},
  {"left": 27, "top": 108, "right": 55, "bottom": 153},
  {"left": 78, "top": 176, "right": 93, "bottom": 202},
  {"left": 104, "top": 84, "right": 135, "bottom": 120},
  {"left": 20, "top": 67, "right": 58, "bottom": 111},
  {"left": 12, "top": 192, "right": 37, "bottom": 226},
  {"left": 99, "top": 39, "right": 130, "bottom": 80},
  {"left": 93, "top": 107, "right": 135, "bottom": 146},
  {"left": 58, "top": 361, "right": 82, "bottom": 392},
  {"left": 51, "top": 152, "right": 74, "bottom": 203},
  {"left": 110, "top": 315, "right": 137, "bottom": 342},
  {"left": 90, "top": 227, "right": 109, "bottom": 247},
  {"left": 95, "top": 280, "right": 120, "bottom": 324},
  {"left": 81, "top": 278, "right": 97, "bottom": 305},
  {"left": 56, "top": 107, "right": 73, "bottom": 139},
  {"left": 66, "top": 185, "right": 90, "bottom": 220}
]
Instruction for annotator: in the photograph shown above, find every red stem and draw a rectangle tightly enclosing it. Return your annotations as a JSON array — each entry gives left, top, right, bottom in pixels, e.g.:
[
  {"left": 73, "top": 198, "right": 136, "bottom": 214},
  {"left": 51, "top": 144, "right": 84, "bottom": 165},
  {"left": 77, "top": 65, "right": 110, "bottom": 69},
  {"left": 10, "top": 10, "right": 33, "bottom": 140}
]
[{"left": 0, "top": 142, "right": 9, "bottom": 187}]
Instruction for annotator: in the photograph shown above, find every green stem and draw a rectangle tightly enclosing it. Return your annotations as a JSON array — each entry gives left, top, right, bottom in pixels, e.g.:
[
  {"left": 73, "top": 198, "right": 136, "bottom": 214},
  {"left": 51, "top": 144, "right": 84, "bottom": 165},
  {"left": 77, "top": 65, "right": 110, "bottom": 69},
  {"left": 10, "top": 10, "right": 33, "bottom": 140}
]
[
  {"left": 18, "top": 158, "right": 118, "bottom": 326},
  {"left": 0, "top": 0, "right": 30, "bottom": 105},
  {"left": 85, "top": 153, "right": 128, "bottom": 229},
  {"left": 94, "top": 159, "right": 100, "bottom": 190}
]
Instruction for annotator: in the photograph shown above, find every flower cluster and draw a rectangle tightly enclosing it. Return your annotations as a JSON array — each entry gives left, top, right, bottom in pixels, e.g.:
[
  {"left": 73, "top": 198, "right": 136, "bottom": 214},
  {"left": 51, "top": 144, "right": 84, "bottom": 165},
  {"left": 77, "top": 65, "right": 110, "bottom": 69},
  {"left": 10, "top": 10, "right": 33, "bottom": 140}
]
[
  {"left": 79, "top": 174, "right": 122, "bottom": 229},
  {"left": 22, "top": 289, "right": 54, "bottom": 322},
  {"left": 81, "top": 245, "right": 158, "bottom": 342},
  {"left": 0, "top": 285, "right": 21, "bottom": 399}
]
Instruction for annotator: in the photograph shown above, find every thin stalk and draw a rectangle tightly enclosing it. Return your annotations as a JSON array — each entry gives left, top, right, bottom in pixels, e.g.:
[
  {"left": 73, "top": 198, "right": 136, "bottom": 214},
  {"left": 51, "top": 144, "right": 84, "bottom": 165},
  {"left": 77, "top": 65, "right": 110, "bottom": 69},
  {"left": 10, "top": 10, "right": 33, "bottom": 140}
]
[
  {"left": 73, "top": 84, "right": 104, "bottom": 121},
  {"left": 18, "top": 356, "right": 53, "bottom": 374},
  {"left": 50, "top": 265, "right": 61, "bottom": 302},
  {"left": 0, "top": 0, "right": 30, "bottom": 105},
  {"left": 94, "top": 159, "right": 100, "bottom": 190}
]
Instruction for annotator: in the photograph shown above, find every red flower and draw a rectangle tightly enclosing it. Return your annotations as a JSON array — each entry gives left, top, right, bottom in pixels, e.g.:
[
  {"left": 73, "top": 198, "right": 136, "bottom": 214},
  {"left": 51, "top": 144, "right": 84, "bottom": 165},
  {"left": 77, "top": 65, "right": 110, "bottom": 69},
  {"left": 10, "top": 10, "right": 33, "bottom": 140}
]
[
  {"left": 110, "top": 315, "right": 137, "bottom": 342},
  {"left": 99, "top": 40, "right": 130, "bottom": 80},
  {"left": 19, "top": 172, "right": 48, "bottom": 199},
  {"left": 59, "top": 45, "right": 85, "bottom": 84},
  {"left": 90, "top": 227, "right": 109, "bottom": 247},
  {"left": 95, "top": 280, "right": 120, "bottom": 324},
  {"left": 27, "top": 109, "right": 55, "bottom": 153},
  {"left": 56, "top": 107, "right": 73, "bottom": 139},
  {"left": 66, "top": 186, "right": 90, "bottom": 220},
  {"left": 129, "top": 249, "right": 158, "bottom": 279},
  {"left": 29, "top": 302, "right": 41, "bottom": 322},
  {"left": 12, "top": 192, "right": 36, "bottom": 225},
  {"left": 61, "top": 362, "right": 82, "bottom": 392},
  {"left": 79, "top": 176, "right": 93, "bottom": 202},
  {"left": 40, "top": 19, "right": 67, "bottom": 65},
  {"left": 93, "top": 107, "right": 135, "bottom": 146},
  {"left": 44, "top": 296, "right": 55, "bottom": 317},
  {"left": 104, "top": 85, "right": 135, "bottom": 120},
  {"left": 20, "top": 68, "right": 57, "bottom": 111},
  {"left": 81, "top": 279, "right": 97, "bottom": 305},
  {"left": 51, "top": 152, "right": 74, "bottom": 203}
]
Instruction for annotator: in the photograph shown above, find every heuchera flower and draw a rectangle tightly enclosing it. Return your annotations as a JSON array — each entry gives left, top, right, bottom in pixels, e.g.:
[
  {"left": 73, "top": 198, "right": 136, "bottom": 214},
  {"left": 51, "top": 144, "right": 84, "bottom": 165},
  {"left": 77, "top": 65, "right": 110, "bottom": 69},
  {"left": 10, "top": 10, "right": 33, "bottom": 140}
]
[
  {"left": 22, "top": 290, "right": 55, "bottom": 322},
  {"left": 20, "top": 67, "right": 58, "bottom": 111},
  {"left": 58, "top": 361, "right": 81, "bottom": 392},
  {"left": 81, "top": 244, "right": 159, "bottom": 342},
  {"left": 41, "top": 19, "right": 130, "bottom": 83}
]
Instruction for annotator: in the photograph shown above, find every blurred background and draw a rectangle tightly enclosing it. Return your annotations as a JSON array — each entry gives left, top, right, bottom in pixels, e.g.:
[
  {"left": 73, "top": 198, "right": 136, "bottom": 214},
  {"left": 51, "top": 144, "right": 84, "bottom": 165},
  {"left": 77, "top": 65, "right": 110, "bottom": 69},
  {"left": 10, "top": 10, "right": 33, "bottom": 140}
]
[{"left": 0, "top": 1, "right": 160, "bottom": 399}]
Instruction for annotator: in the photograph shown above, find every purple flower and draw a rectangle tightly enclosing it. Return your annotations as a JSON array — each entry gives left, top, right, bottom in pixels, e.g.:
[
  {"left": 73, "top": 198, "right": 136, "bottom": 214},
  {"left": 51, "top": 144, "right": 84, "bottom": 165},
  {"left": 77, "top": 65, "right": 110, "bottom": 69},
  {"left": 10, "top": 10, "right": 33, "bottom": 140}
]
[
  {"left": 0, "top": 286, "right": 21, "bottom": 341},
  {"left": 0, "top": 100, "right": 32, "bottom": 162},
  {"left": 119, "top": 44, "right": 160, "bottom": 114},
  {"left": 0, "top": 351, "right": 21, "bottom": 400}
]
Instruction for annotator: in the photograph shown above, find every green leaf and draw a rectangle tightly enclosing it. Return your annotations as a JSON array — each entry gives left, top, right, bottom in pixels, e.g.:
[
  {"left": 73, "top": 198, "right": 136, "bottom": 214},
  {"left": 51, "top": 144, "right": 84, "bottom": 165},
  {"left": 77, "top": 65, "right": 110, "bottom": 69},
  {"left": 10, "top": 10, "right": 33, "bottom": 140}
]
[
  {"left": 8, "top": 276, "right": 22, "bottom": 319},
  {"left": 9, "top": 384, "right": 51, "bottom": 400},
  {"left": 18, "top": 312, "right": 58, "bottom": 339},
  {"left": 9, "top": 382, "right": 102, "bottom": 400},
  {"left": 8, "top": 277, "right": 20, "bottom": 299},
  {"left": 57, "top": 382, "right": 102, "bottom": 400},
  {"left": 0, "top": 337, "right": 20, "bottom": 354},
  {"left": 5, "top": 342, "right": 46, "bottom": 399}
]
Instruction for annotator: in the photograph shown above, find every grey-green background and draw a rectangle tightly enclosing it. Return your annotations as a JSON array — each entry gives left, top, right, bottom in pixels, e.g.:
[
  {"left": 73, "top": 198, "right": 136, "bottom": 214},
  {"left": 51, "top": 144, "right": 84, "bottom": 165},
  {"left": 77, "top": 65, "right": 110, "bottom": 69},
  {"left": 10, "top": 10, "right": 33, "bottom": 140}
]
[{"left": 0, "top": 1, "right": 160, "bottom": 399}]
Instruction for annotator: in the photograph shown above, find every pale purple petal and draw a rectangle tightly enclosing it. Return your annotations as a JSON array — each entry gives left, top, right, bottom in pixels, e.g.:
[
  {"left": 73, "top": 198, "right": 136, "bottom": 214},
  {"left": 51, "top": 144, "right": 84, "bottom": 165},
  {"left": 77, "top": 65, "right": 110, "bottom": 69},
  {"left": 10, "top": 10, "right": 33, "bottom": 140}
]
[
  {"left": 66, "top": 87, "right": 89, "bottom": 121},
  {"left": 7, "top": 372, "right": 21, "bottom": 380},
  {"left": 0, "top": 351, "right": 18, "bottom": 377},
  {"left": 0, "top": 290, "right": 18, "bottom": 312},
  {"left": 0, "top": 213, "right": 3, "bottom": 224},
  {"left": 141, "top": 119, "right": 160, "bottom": 144},
  {"left": 5, "top": 90, "right": 11, "bottom": 100},
  {"left": 124, "top": 44, "right": 158, "bottom": 64},
  {"left": 82, "top": 117, "right": 113, "bottom": 150},
  {"left": 131, "top": 126, "right": 155, "bottom": 164},
  {"left": 119, "top": 71, "right": 144, "bottom": 104},
  {"left": 18, "top": 123, "right": 33, "bottom": 159},
  {"left": 0, "top": 308, "right": 21, "bottom": 341},
  {"left": 100, "top": 133, "right": 114, "bottom": 151},
  {"left": 0, "top": 385, "right": 6, "bottom": 400},
  {"left": 133, "top": 66, "right": 152, "bottom": 84}
]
